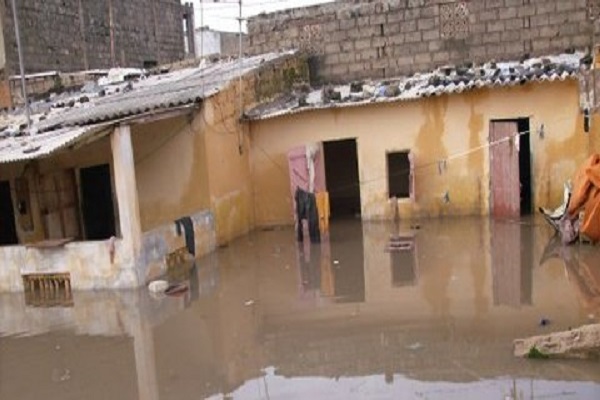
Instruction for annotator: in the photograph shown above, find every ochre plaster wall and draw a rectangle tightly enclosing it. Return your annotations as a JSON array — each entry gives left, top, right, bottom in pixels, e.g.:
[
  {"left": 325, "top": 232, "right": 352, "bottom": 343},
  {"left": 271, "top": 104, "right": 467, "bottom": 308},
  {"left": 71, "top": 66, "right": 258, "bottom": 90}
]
[
  {"left": 201, "top": 85, "right": 255, "bottom": 245},
  {"left": 133, "top": 115, "right": 210, "bottom": 232},
  {"left": 250, "top": 80, "right": 598, "bottom": 226}
]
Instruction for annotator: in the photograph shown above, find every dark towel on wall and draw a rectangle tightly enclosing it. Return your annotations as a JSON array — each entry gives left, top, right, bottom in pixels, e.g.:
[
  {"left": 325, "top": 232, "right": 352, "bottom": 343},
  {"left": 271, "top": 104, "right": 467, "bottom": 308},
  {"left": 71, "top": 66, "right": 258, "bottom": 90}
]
[{"left": 175, "top": 217, "right": 195, "bottom": 256}]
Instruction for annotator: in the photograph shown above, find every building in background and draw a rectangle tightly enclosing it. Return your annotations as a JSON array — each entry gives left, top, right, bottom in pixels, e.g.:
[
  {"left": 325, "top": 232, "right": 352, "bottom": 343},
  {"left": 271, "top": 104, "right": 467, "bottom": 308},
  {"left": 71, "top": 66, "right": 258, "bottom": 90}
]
[
  {"left": 194, "top": 27, "right": 245, "bottom": 58},
  {"left": 0, "top": 0, "right": 194, "bottom": 107}
]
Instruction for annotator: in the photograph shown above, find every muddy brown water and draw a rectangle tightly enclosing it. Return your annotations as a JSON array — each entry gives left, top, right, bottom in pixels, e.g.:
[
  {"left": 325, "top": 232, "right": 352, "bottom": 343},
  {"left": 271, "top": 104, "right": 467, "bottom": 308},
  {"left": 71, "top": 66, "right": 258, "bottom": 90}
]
[{"left": 2, "top": 217, "right": 600, "bottom": 399}]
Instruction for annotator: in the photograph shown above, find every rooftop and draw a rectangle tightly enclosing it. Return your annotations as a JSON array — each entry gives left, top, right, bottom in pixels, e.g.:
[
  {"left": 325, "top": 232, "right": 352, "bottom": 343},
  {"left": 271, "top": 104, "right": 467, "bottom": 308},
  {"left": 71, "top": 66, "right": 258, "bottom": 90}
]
[
  {"left": 0, "top": 51, "right": 296, "bottom": 163},
  {"left": 245, "top": 52, "right": 588, "bottom": 121}
]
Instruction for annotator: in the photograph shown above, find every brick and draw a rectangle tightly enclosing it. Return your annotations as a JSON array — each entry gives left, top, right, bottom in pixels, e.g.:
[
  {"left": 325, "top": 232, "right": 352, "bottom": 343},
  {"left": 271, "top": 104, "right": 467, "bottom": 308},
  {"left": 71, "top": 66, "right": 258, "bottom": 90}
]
[
  {"left": 428, "top": 40, "right": 443, "bottom": 51},
  {"left": 370, "top": 14, "right": 386, "bottom": 25},
  {"left": 331, "top": 63, "right": 349, "bottom": 75},
  {"left": 478, "top": 10, "right": 498, "bottom": 22},
  {"left": 499, "top": 7, "right": 517, "bottom": 20},
  {"left": 387, "top": 11, "right": 405, "bottom": 24},
  {"left": 539, "top": 26, "right": 559, "bottom": 38},
  {"left": 483, "top": 32, "right": 501, "bottom": 44},
  {"left": 372, "top": 36, "right": 388, "bottom": 47},
  {"left": 423, "top": 29, "right": 439, "bottom": 41},
  {"left": 339, "top": 19, "right": 356, "bottom": 30},
  {"left": 360, "top": 49, "right": 378, "bottom": 60},
  {"left": 418, "top": 18, "right": 436, "bottom": 31},
  {"left": 485, "top": 0, "right": 504, "bottom": 9},
  {"left": 487, "top": 20, "right": 505, "bottom": 32},
  {"left": 504, "top": 18, "right": 524, "bottom": 30},
  {"left": 389, "top": 33, "right": 405, "bottom": 45},
  {"left": 432, "top": 50, "right": 450, "bottom": 63},
  {"left": 557, "top": 2, "right": 576, "bottom": 12},
  {"left": 396, "top": 55, "right": 414, "bottom": 67},
  {"left": 401, "top": 20, "right": 417, "bottom": 32},
  {"left": 504, "top": 0, "right": 523, "bottom": 6},
  {"left": 504, "top": 41, "right": 524, "bottom": 54},
  {"left": 324, "top": 43, "right": 340, "bottom": 53},
  {"left": 355, "top": 38, "right": 372, "bottom": 50},
  {"left": 405, "top": 31, "right": 422, "bottom": 43},
  {"left": 517, "top": 5, "right": 536, "bottom": 18},
  {"left": 536, "top": 2, "right": 556, "bottom": 15},
  {"left": 532, "top": 38, "right": 551, "bottom": 51},
  {"left": 531, "top": 14, "right": 549, "bottom": 27},
  {"left": 420, "top": 6, "right": 438, "bottom": 18}
]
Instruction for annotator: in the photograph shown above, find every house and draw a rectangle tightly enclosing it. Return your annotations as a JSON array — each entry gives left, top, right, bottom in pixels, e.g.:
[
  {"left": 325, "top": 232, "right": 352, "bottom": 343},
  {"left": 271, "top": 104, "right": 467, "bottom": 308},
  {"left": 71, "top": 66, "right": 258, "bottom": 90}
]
[
  {"left": 0, "top": 50, "right": 306, "bottom": 292},
  {"left": 194, "top": 27, "right": 246, "bottom": 58},
  {"left": 245, "top": 52, "right": 600, "bottom": 227}
]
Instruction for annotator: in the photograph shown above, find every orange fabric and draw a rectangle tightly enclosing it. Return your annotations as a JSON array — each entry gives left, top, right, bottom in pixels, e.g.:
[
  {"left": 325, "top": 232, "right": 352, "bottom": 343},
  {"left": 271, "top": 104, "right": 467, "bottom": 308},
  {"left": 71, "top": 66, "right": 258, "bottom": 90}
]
[
  {"left": 569, "top": 154, "right": 600, "bottom": 241},
  {"left": 581, "top": 188, "right": 600, "bottom": 241},
  {"left": 315, "top": 191, "right": 330, "bottom": 234},
  {"left": 568, "top": 154, "right": 600, "bottom": 216}
]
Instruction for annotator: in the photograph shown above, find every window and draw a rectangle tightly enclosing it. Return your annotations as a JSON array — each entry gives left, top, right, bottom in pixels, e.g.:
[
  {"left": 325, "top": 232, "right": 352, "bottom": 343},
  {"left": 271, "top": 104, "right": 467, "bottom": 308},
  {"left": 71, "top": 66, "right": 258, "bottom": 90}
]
[
  {"left": 440, "top": 2, "right": 470, "bottom": 39},
  {"left": 387, "top": 151, "right": 413, "bottom": 199}
]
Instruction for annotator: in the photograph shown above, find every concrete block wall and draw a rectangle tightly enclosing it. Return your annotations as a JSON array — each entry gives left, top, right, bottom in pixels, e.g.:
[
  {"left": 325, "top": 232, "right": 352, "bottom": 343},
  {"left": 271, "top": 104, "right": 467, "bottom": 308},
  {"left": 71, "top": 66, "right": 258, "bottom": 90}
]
[
  {"left": 247, "top": 0, "right": 596, "bottom": 83},
  {"left": 0, "top": 0, "right": 187, "bottom": 75}
]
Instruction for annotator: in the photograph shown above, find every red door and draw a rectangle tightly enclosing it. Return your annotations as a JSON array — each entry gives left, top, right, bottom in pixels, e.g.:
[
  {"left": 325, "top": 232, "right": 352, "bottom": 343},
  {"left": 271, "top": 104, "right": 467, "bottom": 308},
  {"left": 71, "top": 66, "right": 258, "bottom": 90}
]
[
  {"left": 288, "top": 144, "right": 326, "bottom": 219},
  {"left": 490, "top": 121, "right": 520, "bottom": 218}
]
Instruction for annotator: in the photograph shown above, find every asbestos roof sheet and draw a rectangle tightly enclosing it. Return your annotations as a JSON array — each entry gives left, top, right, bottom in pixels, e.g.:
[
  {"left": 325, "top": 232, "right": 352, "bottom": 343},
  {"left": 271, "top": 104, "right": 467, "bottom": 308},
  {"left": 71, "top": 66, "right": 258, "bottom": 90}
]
[
  {"left": 0, "top": 51, "right": 295, "bottom": 163},
  {"left": 0, "top": 124, "right": 108, "bottom": 164},
  {"left": 36, "top": 51, "right": 294, "bottom": 131},
  {"left": 245, "top": 52, "right": 586, "bottom": 121}
]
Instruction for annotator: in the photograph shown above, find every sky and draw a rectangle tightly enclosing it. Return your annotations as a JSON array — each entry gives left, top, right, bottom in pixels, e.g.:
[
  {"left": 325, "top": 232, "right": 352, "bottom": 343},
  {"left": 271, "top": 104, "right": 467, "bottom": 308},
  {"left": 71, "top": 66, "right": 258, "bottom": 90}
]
[{"left": 186, "top": 0, "right": 334, "bottom": 33}]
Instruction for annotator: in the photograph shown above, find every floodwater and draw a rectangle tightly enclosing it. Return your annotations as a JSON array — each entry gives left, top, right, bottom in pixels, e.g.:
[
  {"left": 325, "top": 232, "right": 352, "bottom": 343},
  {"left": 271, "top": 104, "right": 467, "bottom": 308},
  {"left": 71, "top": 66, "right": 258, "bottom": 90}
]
[{"left": 2, "top": 217, "right": 600, "bottom": 400}]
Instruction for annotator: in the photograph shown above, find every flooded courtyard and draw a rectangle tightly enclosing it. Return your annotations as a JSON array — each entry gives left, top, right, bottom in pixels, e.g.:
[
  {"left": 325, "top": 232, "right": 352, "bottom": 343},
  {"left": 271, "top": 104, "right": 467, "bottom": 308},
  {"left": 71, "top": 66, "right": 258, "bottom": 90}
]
[{"left": 2, "top": 217, "right": 600, "bottom": 399}]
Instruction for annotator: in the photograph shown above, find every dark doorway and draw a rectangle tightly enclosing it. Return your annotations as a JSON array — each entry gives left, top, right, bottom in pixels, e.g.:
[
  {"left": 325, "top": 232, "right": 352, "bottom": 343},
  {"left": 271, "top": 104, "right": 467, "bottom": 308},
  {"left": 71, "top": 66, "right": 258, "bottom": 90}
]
[
  {"left": 518, "top": 118, "right": 532, "bottom": 215},
  {"left": 0, "top": 181, "right": 18, "bottom": 245},
  {"left": 80, "top": 164, "right": 116, "bottom": 240},
  {"left": 323, "top": 139, "right": 361, "bottom": 219}
]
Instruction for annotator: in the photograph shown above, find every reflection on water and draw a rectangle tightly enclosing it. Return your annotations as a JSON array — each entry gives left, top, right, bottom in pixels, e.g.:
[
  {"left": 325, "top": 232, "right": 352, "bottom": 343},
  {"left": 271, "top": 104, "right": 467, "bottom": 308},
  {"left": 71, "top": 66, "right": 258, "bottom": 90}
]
[{"left": 2, "top": 217, "right": 600, "bottom": 399}]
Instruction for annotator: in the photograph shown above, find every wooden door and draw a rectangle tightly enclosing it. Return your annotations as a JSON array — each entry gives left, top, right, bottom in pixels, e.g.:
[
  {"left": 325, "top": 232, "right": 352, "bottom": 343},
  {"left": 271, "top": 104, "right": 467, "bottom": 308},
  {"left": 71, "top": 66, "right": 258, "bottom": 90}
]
[
  {"left": 38, "top": 170, "right": 81, "bottom": 240},
  {"left": 490, "top": 121, "right": 520, "bottom": 218}
]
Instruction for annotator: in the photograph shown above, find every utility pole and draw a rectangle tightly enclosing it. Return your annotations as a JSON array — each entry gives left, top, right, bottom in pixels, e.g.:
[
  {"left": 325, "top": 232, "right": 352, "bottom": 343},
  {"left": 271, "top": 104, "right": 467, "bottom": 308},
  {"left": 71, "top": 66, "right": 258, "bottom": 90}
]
[
  {"left": 200, "top": 0, "right": 204, "bottom": 57},
  {"left": 10, "top": 0, "right": 30, "bottom": 129},
  {"left": 237, "top": 0, "right": 243, "bottom": 154}
]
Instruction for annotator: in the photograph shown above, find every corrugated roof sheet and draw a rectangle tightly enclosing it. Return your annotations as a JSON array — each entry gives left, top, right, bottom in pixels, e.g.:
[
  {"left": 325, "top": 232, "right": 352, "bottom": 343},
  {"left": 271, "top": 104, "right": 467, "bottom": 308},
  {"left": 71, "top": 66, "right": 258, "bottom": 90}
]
[
  {"left": 0, "top": 51, "right": 295, "bottom": 163},
  {"left": 36, "top": 51, "right": 294, "bottom": 131},
  {"left": 245, "top": 52, "right": 586, "bottom": 121},
  {"left": 0, "top": 124, "right": 109, "bottom": 164}
]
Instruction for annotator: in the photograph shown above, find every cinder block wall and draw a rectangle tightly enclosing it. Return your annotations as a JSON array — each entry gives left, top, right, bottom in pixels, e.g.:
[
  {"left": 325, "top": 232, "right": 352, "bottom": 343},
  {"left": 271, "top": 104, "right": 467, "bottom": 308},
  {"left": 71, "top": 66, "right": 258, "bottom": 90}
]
[
  {"left": 247, "top": 0, "right": 597, "bottom": 83},
  {"left": 0, "top": 0, "right": 186, "bottom": 74}
]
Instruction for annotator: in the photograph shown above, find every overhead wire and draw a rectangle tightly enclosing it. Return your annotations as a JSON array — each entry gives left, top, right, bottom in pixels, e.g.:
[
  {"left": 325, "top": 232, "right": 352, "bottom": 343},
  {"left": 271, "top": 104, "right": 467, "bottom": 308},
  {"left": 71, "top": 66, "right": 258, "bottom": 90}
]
[{"left": 251, "top": 114, "right": 577, "bottom": 199}]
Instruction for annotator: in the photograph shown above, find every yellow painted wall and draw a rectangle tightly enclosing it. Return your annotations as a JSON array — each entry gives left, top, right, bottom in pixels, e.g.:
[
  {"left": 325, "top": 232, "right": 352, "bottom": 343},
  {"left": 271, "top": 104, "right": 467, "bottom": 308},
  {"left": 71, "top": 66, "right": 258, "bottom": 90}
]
[
  {"left": 201, "top": 85, "right": 255, "bottom": 245},
  {"left": 250, "top": 80, "right": 599, "bottom": 226},
  {"left": 132, "top": 115, "right": 211, "bottom": 232}
]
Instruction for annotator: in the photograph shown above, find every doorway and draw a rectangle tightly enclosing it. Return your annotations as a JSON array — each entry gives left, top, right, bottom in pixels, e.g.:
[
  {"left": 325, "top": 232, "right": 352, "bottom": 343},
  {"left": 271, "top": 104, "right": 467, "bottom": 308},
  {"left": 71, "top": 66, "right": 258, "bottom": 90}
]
[
  {"left": 323, "top": 139, "right": 361, "bottom": 219},
  {"left": 490, "top": 118, "right": 531, "bottom": 218},
  {"left": 80, "top": 164, "right": 116, "bottom": 240},
  {"left": 0, "top": 181, "right": 18, "bottom": 245}
]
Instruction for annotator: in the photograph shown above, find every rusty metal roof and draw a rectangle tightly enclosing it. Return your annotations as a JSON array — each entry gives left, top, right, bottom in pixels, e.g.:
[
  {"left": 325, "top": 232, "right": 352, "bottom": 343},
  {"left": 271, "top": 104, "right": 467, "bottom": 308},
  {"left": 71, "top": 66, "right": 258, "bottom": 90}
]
[{"left": 245, "top": 52, "right": 585, "bottom": 121}]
